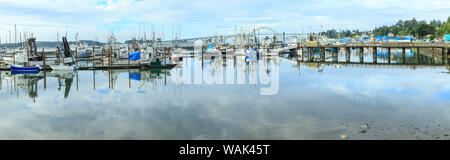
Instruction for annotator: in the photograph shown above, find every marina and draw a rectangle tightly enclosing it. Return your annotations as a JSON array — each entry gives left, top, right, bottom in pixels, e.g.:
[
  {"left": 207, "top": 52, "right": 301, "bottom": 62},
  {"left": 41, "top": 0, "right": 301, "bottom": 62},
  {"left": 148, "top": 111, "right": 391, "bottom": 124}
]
[{"left": 1, "top": 30, "right": 450, "bottom": 140}]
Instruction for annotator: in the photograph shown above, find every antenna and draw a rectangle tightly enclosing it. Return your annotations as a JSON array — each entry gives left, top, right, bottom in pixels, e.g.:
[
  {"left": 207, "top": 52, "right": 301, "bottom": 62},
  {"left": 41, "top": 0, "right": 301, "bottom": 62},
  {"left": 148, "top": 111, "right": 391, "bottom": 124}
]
[{"left": 57, "top": 31, "right": 59, "bottom": 47}]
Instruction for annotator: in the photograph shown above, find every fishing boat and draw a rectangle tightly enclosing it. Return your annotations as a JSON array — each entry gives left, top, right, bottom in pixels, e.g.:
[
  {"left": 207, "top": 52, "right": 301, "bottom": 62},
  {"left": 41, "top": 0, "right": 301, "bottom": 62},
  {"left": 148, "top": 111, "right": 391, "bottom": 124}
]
[
  {"left": 49, "top": 36, "right": 78, "bottom": 71},
  {"left": 3, "top": 38, "right": 59, "bottom": 66}
]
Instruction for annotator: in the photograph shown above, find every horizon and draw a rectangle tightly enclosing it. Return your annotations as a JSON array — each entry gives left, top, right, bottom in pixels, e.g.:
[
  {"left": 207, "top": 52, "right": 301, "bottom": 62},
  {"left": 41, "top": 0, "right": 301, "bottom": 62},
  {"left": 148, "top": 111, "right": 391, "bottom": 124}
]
[{"left": 0, "top": 0, "right": 449, "bottom": 43}]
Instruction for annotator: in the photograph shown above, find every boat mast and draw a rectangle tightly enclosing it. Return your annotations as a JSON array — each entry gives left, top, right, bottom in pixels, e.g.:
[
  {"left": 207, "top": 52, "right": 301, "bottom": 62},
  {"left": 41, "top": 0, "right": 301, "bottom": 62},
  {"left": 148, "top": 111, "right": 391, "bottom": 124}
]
[{"left": 14, "top": 24, "right": 17, "bottom": 65}]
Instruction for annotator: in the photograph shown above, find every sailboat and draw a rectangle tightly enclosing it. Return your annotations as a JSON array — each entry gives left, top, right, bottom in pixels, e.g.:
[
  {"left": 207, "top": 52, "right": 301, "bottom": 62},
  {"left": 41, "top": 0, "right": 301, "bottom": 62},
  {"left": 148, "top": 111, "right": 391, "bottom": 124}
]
[{"left": 3, "top": 37, "right": 58, "bottom": 66}]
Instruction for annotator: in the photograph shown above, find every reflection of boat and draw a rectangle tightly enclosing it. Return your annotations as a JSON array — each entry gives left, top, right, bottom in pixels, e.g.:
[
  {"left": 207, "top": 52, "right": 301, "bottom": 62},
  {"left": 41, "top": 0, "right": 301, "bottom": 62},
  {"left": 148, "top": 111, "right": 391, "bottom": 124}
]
[
  {"left": 48, "top": 70, "right": 75, "bottom": 79},
  {"left": 11, "top": 70, "right": 40, "bottom": 75},
  {"left": 3, "top": 70, "right": 43, "bottom": 102}
]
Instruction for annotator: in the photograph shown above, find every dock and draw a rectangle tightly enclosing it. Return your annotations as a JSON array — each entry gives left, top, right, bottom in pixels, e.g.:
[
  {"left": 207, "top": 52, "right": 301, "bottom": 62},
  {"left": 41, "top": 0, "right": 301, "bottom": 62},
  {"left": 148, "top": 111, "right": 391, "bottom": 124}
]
[
  {"left": 283, "top": 44, "right": 450, "bottom": 65},
  {"left": 0, "top": 63, "right": 177, "bottom": 71}
]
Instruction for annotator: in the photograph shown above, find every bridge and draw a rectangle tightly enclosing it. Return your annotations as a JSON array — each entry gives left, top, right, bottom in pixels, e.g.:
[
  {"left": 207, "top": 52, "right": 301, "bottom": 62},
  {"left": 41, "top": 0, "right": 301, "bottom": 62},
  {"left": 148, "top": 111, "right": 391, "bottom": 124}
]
[{"left": 157, "top": 26, "right": 307, "bottom": 48}]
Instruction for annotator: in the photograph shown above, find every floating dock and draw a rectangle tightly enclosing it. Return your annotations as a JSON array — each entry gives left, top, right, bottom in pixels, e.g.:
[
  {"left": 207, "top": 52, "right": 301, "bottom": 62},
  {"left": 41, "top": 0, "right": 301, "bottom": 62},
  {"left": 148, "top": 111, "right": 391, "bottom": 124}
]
[{"left": 0, "top": 63, "right": 177, "bottom": 71}]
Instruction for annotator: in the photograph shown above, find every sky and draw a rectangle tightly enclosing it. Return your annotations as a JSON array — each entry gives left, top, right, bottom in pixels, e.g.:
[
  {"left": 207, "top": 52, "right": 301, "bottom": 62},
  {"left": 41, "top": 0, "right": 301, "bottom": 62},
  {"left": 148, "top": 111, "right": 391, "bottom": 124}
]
[{"left": 0, "top": 0, "right": 449, "bottom": 42}]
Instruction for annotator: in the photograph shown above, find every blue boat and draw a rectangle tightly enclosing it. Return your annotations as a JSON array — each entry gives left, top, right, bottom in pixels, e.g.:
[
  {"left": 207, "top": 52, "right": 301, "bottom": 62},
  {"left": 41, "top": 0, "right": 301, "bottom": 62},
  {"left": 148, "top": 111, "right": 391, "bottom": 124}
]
[{"left": 10, "top": 65, "right": 42, "bottom": 71}]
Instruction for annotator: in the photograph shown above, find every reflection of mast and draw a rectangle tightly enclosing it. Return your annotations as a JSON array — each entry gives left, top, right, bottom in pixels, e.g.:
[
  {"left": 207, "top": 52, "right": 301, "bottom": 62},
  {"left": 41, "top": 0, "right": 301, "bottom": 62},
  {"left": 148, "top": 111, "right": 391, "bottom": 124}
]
[
  {"left": 64, "top": 78, "right": 73, "bottom": 98},
  {"left": 6, "top": 73, "right": 43, "bottom": 102},
  {"left": 54, "top": 72, "right": 74, "bottom": 99}
]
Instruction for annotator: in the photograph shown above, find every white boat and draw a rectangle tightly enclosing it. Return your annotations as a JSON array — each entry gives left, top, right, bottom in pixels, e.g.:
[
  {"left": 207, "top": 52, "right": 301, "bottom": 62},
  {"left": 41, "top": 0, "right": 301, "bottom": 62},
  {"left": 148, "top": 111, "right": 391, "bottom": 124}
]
[{"left": 2, "top": 49, "right": 63, "bottom": 66}]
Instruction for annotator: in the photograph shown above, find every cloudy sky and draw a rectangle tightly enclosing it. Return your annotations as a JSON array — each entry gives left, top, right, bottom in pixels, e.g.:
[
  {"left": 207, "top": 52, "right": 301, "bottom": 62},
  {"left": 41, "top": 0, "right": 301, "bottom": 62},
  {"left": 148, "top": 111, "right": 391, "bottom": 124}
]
[{"left": 0, "top": 0, "right": 449, "bottom": 42}]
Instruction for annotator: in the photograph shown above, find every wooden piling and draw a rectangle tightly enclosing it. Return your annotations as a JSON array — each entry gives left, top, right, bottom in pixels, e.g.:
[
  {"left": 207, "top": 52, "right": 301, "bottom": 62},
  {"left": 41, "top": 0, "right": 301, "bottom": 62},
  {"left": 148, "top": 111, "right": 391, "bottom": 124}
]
[
  {"left": 346, "top": 47, "right": 350, "bottom": 62},
  {"left": 42, "top": 48, "right": 45, "bottom": 67},
  {"left": 165, "top": 47, "right": 168, "bottom": 65},
  {"left": 92, "top": 46, "right": 95, "bottom": 66},
  {"left": 101, "top": 48, "right": 104, "bottom": 66},
  {"left": 57, "top": 47, "right": 61, "bottom": 63},
  {"left": 44, "top": 71, "right": 46, "bottom": 90},
  {"left": 446, "top": 48, "right": 449, "bottom": 64},
  {"left": 110, "top": 46, "right": 113, "bottom": 66},
  {"left": 441, "top": 47, "right": 445, "bottom": 64},
  {"left": 402, "top": 47, "right": 406, "bottom": 64},
  {"left": 320, "top": 48, "right": 325, "bottom": 62},
  {"left": 301, "top": 48, "right": 304, "bottom": 62},
  {"left": 109, "top": 48, "right": 112, "bottom": 66},
  {"left": 333, "top": 48, "right": 338, "bottom": 62},
  {"left": 13, "top": 48, "right": 15, "bottom": 65},
  {"left": 387, "top": 47, "right": 391, "bottom": 64},
  {"left": 75, "top": 47, "right": 78, "bottom": 66},
  {"left": 127, "top": 46, "right": 130, "bottom": 65},
  {"left": 93, "top": 70, "right": 96, "bottom": 90},
  {"left": 416, "top": 47, "right": 420, "bottom": 64},
  {"left": 432, "top": 48, "right": 435, "bottom": 63},
  {"left": 359, "top": 47, "right": 363, "bottom": 63},
  {"left": 128, "top": 69, "right": 131, "bottom": 88}
]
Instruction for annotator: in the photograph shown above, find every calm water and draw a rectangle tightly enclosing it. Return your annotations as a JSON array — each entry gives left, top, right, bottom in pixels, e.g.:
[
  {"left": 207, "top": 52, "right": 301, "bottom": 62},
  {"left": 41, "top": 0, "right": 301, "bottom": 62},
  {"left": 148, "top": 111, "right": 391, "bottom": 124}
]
[{"left": 0, "top": 53, "right": 449, "bottom": 140}]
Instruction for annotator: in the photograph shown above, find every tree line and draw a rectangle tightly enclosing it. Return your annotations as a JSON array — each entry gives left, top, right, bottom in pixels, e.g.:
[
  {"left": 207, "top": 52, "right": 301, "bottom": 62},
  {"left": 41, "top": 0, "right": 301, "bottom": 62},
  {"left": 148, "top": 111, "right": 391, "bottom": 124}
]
[{"left": 320, "top": 17, "right": 450, "bottom": 40}]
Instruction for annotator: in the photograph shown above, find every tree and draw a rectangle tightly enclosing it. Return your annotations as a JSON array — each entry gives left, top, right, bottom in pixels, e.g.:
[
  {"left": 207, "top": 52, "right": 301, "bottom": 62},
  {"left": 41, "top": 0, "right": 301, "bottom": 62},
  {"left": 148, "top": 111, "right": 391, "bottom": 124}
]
[
  {"left": 411, "top": 24, "right": 435, "bottom": 38},
  {"left": 436, "top": 22, "right": 450, "bottom": 35}
]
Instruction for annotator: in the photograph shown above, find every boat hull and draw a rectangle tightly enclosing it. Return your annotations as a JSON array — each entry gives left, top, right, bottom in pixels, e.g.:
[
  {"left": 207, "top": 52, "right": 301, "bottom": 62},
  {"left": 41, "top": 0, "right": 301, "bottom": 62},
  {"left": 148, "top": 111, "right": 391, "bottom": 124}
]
[{"left": 49, "top": 65, "right": 77, "bottom": 71}]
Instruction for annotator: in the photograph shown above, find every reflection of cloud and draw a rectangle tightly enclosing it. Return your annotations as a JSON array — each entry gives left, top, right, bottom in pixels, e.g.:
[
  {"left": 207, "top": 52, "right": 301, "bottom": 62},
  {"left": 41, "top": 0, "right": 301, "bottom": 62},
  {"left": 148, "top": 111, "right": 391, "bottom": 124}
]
[
  {"left": 325, "top": 84, "right": 351, "bottom": 96},
  {"left": 0, "top": 59, "right": 449, "bottom": 140}
]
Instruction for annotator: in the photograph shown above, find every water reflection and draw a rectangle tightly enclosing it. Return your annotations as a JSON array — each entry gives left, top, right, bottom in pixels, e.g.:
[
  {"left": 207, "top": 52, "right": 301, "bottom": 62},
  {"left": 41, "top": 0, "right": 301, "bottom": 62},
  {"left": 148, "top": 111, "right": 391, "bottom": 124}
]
[
  {"left": 0, "top": 54, "right": 449, "bottom": 140},
  {"left": 289, "top": 47, "right": 446, "bottom": 64}
]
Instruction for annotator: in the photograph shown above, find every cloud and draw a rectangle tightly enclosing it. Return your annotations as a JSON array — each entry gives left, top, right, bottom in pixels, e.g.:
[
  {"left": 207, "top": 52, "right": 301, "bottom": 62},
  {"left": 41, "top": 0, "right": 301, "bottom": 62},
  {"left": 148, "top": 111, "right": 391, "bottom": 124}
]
[{"left": 0, "top": 0, "right": 448, "bottom": 42}]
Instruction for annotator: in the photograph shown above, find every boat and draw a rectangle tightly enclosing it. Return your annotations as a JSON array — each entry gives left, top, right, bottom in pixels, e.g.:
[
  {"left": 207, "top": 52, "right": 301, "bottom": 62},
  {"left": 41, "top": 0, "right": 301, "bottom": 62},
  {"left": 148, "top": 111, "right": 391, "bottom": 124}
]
[
  {"left": 2, "top": 37, "right": 60, "bottom": 66},
  {"left": 49, "top": 36, "right": 78, "bottom": 71},
  {"left": 259, "top": 48, "right": 280, "bottom": 56},
  {"left": 49, "top": 63, "right": 78, "bottom": 71},
  {"left": 11, "top": 70, "right": 40, "bottom": 75}
]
